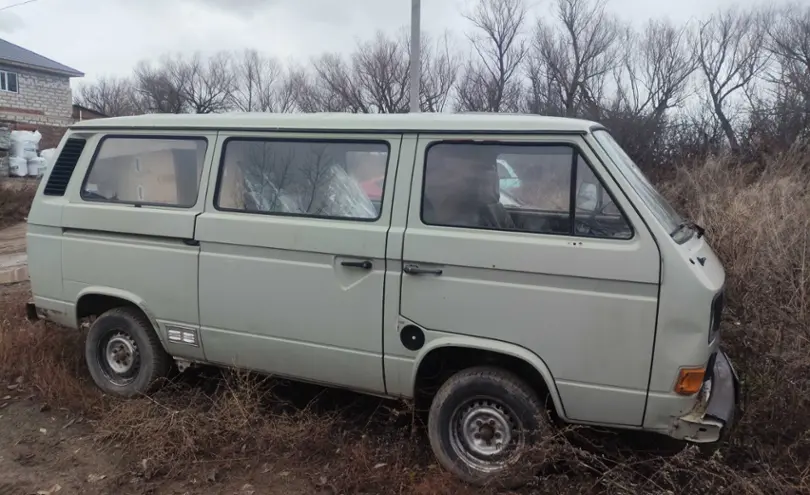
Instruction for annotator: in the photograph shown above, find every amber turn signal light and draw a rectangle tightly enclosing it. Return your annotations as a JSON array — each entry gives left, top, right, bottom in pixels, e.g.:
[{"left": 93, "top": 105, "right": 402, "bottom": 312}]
[{"left": 674, "top": 367, "right": 705, "bottom": 395}]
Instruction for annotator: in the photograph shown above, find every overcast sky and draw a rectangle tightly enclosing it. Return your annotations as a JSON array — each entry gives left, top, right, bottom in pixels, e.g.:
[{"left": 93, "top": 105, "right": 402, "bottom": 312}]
[{"left": 0, "top": 0, "right": 748, "bottom": 84}]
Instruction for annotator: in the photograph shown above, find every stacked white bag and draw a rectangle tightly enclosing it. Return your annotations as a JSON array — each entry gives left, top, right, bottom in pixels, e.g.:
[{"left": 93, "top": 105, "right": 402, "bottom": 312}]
[
  {"left": 39, "top": 148, "right": 57, "bottom": 174},
  {"left": 9, "top": 130, "right": 42, "bottom": 177}
]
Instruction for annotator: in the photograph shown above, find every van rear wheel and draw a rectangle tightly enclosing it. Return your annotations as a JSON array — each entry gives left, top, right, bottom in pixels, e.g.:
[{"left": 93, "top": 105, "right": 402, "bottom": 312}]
[
  {"left": 427, "top": 366, "right": 547, "bottom": 487},
  {"left": 85, "top": 307, "right": 171, "bottom": 397}
]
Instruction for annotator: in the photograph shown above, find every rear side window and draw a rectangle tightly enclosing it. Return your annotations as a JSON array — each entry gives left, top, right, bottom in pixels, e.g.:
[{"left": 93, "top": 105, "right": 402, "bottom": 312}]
[
  {"left": 216, "top": 139, "right": 389, "bottom": 220},
  {"left": 82, "top": 137, "right": 207, "bottom": 208}
]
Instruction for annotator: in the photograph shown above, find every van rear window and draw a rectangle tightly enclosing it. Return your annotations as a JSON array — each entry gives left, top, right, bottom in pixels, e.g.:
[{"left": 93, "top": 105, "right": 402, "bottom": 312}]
[
  {"left": 81, "top": 137, "right": 207, "bottom": 208},
  {"left": 216, "top": 138, "right": 389, "bottom": 221}
]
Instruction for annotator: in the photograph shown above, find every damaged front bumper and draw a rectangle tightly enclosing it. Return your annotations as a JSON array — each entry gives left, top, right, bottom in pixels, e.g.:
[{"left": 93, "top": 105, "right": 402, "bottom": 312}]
[{"left": 670, "top": 350, "right": 741, "bottom": 443}]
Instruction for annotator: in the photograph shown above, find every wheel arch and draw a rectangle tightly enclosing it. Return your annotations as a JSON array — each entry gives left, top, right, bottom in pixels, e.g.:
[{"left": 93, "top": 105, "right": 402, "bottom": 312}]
[
  {"left": 411, "top": 336, "right": 568, "bottom": 421},
  {"left": 75, "top": 287, "right": 166, "bottom": 349}
]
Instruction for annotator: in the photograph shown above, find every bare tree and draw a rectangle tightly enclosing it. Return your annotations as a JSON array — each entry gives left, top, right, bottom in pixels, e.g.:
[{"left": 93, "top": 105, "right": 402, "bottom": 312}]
[
  {"left": 527, "top": 0, "right": 620, "bottom": 117},
  {"left": 232, "top": 49, "right": 297, "bottom": 113},
  {"left": 419, "top": 33, "right": 461, "bottom": 112},
  {"left": 768, "top": 4, "right": 810, "bottom": 103},
  {"left": 695, "top": 7, "right": 771, "bottom": 153},
  {"left": 612, "top": 20, "right": 696, "bottom": 120},
  {"left": 74, "top": 76, "right": 139, "bottom": 117},
  {"left": 180, "top": 52, "right": 237, "bottom": 114},
  {"left": 133, "top": 57, "right": 188, "bottom": 114},
  {"left": 456, "top": 0, "right": 529, "bottom": 112},
  {"left": 353, "top": 31, "right": 411, "bottom": 113},
  {"left": 305, "top": 53, "right": 370, "bottom": 112},
  {"left": 298, "top": 30, "right": 459, "bottom": 114}
]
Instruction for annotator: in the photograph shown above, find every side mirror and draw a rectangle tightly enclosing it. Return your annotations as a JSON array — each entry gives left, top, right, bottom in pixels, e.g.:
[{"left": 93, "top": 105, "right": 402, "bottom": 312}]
[{"left": 576, "top": 182, "right": 598, "bottom": 211}]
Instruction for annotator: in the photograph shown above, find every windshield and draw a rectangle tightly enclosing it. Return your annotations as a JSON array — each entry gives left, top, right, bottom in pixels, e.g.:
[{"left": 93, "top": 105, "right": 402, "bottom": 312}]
[{"left": 591, "top": 130, "right": 688, "bottom": 241}]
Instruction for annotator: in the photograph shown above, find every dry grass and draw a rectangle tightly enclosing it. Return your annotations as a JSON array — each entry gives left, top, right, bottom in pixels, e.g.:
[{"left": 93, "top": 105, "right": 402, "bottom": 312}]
[
  {"left": 0, "top": 180, "right": 36, "bottom": 230},
  {"left": 0, "top": 286, "right": 104, "bottom": 412},
  {"left": 2, "top": 150, "right": 810, "bottom": 493}
]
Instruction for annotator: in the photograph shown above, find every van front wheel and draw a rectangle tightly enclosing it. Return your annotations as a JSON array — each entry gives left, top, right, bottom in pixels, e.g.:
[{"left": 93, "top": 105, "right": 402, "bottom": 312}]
[
  {"left": 427, "top": 366, "right": 548, "bottom": 487},
  {"left": 85, "top": 307, "right": 171, "bottom": 398}
]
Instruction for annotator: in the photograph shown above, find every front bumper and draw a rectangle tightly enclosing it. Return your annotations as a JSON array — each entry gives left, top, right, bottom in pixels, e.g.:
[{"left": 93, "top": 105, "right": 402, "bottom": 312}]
[{"left": 669, "top": 350, "right": 741, "bottom": 443}]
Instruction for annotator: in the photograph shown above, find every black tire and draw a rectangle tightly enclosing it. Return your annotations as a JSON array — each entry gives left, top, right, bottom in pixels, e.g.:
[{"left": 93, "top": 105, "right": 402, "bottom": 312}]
[
  {"left": 427, "top": 366, "right": 548, "bottom": 488},
  {"left": 85, "top": 307, "right": 171, "bottom": 398}
]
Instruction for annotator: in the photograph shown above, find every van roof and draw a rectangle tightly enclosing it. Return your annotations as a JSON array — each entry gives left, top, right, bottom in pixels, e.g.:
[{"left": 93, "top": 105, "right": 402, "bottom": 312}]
[{"left": 71, "top": 112, "right": 600, "bottom": 134}]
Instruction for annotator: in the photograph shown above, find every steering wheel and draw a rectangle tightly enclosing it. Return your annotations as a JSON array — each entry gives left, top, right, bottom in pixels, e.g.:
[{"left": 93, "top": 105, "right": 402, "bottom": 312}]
[{"left": 575, "top": 201, "right": 618, "bottom": 238}]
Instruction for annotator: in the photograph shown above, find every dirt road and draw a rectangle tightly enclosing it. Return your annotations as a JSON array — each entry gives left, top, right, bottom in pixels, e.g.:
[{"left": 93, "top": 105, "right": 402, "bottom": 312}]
[
  {"left": 0, "top": 396, "right": 314, "bottom": 495},
  {"left": 0, "top": 223, "right": 27, "bottom": 286}
]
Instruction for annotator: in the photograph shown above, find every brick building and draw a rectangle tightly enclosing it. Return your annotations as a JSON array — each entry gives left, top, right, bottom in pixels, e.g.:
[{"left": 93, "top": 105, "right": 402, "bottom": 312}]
[
  {"left": 0, "top": 38, "right": 83, "bottom": 149},
  {"left": 72, "top": 104, "right": 106, "bottom": 122}
]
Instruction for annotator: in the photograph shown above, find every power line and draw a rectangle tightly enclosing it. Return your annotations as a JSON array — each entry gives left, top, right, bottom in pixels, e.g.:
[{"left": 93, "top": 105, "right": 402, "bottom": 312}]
[{"left": 0, "top": 0, "right": 39, "bottom": 12}]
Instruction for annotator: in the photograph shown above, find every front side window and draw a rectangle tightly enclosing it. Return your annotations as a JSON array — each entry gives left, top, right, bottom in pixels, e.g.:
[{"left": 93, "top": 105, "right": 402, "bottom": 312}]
[
  {"left": 82, "top": 137, "right": 207, "bottom": 207},
  {"left": 421, "top": 141, "right": 631, "bottom": 239},
  {"left": 216, "top": 139, "right": 388, "bottom": 220},
  {"left": 591, "top": 130, "right": 686, "bottom": 241}
]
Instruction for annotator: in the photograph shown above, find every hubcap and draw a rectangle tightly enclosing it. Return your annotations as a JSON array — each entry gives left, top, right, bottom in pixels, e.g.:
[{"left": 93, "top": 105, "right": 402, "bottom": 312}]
[
  {"left": 99, "top": 332, "right": 140, "bottom": 385},
  {"left": 449, "top": 398, "right": 524, "bottom": 473}
]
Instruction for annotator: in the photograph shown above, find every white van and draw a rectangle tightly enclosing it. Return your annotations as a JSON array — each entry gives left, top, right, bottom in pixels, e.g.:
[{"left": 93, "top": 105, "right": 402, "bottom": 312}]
[{"left": 24, "top": 113, "right": 739, "bottom": 485}]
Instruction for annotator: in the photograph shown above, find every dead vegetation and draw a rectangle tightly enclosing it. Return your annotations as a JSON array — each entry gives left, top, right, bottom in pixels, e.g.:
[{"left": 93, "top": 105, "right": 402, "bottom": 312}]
[
  {"left": 0, "top": 180, "right": 36, "bottom": 230},
  {"left": 3, "top": 150, "right": 810, "bottom": 493}
]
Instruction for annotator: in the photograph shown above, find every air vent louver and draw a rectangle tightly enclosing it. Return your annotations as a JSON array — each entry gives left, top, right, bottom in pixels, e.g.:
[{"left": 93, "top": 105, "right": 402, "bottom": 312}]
[{"left": 43, "top": 138, "right": 87, "bottom": 196}]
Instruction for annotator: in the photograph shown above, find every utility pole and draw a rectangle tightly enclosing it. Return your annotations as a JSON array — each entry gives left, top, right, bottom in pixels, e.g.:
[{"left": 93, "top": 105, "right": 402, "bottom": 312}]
[{"left": 409, "top": 0, "right": 421, "bottom": 113}]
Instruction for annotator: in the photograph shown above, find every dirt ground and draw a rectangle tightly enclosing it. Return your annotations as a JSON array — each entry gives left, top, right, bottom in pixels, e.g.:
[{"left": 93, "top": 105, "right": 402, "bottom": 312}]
[
  {"left": 0, "top": 396, "right": 316, "bottom": 495},
  {"left": 0, "top": 282, "right": 320, "bottom": 495},
  {"left": 0, "top": 223, "right": 25, "bottom": 256},
  {"left": 0, "top": 400, "right": 319, "bottom": 495}
]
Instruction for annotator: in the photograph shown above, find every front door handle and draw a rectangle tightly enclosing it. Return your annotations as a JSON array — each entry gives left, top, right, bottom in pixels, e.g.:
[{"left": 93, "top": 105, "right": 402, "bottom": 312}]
[
  {"left": 403, "top": 263, "right": 443, "bottom": 276},
  {"left": 341, "top": 260, "right": 373, "bottom": 270}
]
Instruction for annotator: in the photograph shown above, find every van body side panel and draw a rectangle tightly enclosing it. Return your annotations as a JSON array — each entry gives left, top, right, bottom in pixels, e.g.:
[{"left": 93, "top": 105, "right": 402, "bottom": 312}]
[
  {"left": 27, "top": 132, "right": 94, "bottom": 312},
  {"left": 579, "top": 135, "right": 727, "bottom": 432},
  {"left": 56, "top": 131, "right": 216, "bottom": 360},
  {"left": 26, "top": 224, "right": 65, "bottom": 304},
  {"left": 642, "top": 231, "right": 725, "bottom": 432},
  {"left": 396, "top": 134, "right": 661, "bottom": 427},
  {"left": 60, "top": 231, "right": 201, "bottom": 324},
  {"left": 381, "top": 135, "right": 416, "bottom": 396},
  {"left": 195, "top": 132, "right": 401, "bottom": 395}
]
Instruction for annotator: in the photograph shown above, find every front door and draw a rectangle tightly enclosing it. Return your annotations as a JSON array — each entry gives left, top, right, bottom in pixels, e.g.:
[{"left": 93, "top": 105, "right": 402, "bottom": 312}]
[
  {"left": 398, "top": 134, "right": 660, "bottom": 426},
  {"left": 195, "top": 132, "right": 401, "bottom": 394}
]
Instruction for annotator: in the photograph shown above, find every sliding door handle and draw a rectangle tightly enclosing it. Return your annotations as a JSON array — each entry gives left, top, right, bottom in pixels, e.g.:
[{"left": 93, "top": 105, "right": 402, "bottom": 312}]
[
  {"left": 403, "top": 264, "right": 443, "bottom": 276},
  {"left": 341, "top": 260, "right": 373, "bottom": 270}
]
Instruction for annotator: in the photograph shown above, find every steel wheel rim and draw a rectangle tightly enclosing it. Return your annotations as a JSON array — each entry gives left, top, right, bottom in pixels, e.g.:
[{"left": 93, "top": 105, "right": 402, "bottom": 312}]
[
  {"left": 449, "top": 396, "right": 525, "bottom": 473},
  {"left": 98, "top": 331, "right": 140, "bottom": 386}
]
